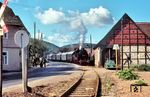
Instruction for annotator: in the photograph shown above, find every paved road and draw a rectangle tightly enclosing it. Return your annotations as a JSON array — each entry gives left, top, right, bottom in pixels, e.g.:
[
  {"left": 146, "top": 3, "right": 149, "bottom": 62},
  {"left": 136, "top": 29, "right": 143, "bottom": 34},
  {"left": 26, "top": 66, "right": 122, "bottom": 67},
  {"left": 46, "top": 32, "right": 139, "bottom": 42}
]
[{"left": 2, "top": 61, "right": 81, "bottom": 88}]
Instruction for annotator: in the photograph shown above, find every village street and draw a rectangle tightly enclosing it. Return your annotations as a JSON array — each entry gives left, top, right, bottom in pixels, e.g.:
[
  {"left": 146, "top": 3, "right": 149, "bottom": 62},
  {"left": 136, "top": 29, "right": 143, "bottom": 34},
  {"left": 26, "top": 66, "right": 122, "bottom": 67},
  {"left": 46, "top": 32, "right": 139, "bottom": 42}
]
[{"left": 2, "top": 62, "right": 81, "bottom": 89}]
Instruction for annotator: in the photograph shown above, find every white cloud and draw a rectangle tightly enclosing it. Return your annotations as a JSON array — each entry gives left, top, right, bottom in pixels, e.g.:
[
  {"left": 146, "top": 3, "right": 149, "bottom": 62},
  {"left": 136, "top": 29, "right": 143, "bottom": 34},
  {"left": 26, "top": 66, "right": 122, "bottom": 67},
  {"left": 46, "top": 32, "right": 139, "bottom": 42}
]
[
  {"left": 36, "top": 8, "right": 65, "bottom": 24},
  {"left": 35, "top": 6, "right": 114, "bottom": 46},
  {"left": 81, "top": 6, "right": 114, "bottom": 27},
  {"left": 48, "top": 33, "right": 73, "bottom": 46},
  {"left": 67, "top": 10, "right": 80, "bottom": 17},
  {"left": 69, "top": 19, "right": 86, "bottom": 32},
  {"left": 36, "top": 6, "right": 114, "bottom": 27}
]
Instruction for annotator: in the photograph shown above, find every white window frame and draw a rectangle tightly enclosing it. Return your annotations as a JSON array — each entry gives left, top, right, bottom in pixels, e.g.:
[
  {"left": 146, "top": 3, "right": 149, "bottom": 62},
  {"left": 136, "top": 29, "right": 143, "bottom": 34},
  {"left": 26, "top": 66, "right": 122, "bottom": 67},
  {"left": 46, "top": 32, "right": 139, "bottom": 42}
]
[{"left": 3, "top": 51, "right": 8, "bottom": 65}]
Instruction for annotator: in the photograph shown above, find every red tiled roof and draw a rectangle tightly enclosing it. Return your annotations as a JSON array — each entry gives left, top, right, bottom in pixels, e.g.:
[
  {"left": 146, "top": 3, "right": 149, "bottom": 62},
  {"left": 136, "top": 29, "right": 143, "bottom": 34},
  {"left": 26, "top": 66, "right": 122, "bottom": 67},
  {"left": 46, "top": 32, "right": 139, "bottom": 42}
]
[
  {"left": 136, "top": 22, "right": 150, "bottom": 37},
  {"left": 0, "top": 2, "right": 24, "bottom": 27},
  {"left": 94, "top": 14, "right": 150, "bottom": 49},
  {"left": 0, "top": 2, "right": 29, "bottom": 34},
  {"left": 4, "top": 16, "right": 24, "bottom": 26}
]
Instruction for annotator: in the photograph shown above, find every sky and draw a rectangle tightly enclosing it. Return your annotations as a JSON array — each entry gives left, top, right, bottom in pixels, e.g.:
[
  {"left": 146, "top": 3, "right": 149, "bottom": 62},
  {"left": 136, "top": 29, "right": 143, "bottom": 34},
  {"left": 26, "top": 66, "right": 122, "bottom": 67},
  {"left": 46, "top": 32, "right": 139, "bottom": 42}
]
[{"left": 1, "top": 0, "right": 150, "bottom": 47}]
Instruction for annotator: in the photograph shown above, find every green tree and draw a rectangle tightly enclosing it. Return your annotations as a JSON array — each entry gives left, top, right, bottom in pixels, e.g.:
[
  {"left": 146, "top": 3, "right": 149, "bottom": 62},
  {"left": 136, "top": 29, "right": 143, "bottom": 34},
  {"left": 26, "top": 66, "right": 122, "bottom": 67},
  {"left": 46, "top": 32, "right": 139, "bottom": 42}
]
[{"left": 29, "top": 38, "right": 48, "bottom": 65}]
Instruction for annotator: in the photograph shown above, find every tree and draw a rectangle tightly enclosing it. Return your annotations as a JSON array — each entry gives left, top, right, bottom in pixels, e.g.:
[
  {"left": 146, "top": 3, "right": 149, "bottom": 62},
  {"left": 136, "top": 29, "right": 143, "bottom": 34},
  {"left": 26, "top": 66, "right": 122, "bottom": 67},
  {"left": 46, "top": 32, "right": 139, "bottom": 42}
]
[
  {"left": 29, "top": 38, "right": 48, "bottom": 65},
  {"left": 59, "top": 47, "right": 69, "bottom": 52}
]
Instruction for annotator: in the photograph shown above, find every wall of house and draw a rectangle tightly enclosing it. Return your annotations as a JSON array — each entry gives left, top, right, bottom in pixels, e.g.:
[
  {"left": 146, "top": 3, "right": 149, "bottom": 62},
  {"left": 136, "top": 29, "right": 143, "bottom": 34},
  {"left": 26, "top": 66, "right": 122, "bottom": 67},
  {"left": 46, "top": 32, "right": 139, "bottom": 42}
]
[
  {"left": 2, "top": 26, "right": 28, "bottom": 71},
  {"left": 120, "top": 45, "right": 150, "bottom": 66},
  {"left": 3, "top": 26, "right": 20, "bottom": 48},
  {"left": 3, "top": 47, "right": 28, "bottom": 71},
  {"left": 3, "top": 48, "right": 21, "bottom": 71},
  {"left": 94, "top": 47, "right": 102, "bottom": 67},
  {"left": 94, "top": 45, "right": 150, "bottom": 68}
]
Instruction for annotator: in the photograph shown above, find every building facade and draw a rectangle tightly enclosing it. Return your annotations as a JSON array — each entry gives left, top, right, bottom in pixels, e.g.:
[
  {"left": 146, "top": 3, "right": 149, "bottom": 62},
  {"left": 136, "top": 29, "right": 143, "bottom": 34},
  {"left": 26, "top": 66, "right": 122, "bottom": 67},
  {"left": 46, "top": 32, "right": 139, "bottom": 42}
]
[
  {"left": 94, "top": 13, "right": 150, "bottom": 68},
  {"left": 1, "top": 3, "right": 29, "bottom": 71}
]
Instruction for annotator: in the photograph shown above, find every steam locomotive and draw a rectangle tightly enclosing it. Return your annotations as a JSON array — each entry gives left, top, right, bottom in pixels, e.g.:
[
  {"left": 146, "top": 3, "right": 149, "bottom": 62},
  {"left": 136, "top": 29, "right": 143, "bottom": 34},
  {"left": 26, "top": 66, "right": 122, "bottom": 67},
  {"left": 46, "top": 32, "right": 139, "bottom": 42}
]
[{"left": 48, "top": 48, "right": 92, "bottom": 65}]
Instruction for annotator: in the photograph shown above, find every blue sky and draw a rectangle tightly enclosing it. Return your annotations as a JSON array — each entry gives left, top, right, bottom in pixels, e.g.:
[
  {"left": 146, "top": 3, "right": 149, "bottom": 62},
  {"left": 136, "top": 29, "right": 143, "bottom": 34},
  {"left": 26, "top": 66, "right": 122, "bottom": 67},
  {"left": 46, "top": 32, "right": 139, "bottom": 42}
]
[{"left": 1, "top": 0, "right": 150, "bottom": 47}]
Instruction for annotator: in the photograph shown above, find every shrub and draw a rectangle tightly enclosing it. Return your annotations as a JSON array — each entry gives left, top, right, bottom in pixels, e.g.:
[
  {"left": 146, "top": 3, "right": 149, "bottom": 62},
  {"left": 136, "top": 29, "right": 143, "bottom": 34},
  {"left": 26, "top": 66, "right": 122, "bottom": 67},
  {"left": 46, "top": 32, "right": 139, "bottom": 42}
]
[
  {"left": 130, "top": 65, "right": 139, "bottom": 71},
  {"left": 137, "top": 64, "right": 150, "bottom": 71},
  {"left": 116, "top": 69, "right": 139, "bottom": 80},
  {"left": 103, "top": 75, "right": 114, "bottom": 94},
  {"left": 106, "top": 79, "right": 114, "bottom": 91},
  {"left": 135, "top": 79, "right": 148, "bottom": 86},
  {"left": 131, "top": 64, "right": 150, "bottom": 71}
]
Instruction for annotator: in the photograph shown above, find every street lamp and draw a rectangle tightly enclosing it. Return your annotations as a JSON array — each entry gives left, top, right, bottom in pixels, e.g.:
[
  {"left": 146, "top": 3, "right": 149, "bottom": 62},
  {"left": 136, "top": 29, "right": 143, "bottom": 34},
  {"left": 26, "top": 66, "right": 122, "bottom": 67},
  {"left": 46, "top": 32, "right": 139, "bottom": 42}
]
[{"left": 113, "top": 44, "right": 119, "bottom": 70}]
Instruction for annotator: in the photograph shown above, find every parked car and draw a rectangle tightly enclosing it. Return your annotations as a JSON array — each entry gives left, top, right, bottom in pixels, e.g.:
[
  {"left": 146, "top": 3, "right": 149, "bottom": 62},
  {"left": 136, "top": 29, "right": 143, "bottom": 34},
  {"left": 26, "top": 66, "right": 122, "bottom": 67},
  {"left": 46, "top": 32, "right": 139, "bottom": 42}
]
[{"left": 104, "top": 59, "right": 116, "bottom": 69}]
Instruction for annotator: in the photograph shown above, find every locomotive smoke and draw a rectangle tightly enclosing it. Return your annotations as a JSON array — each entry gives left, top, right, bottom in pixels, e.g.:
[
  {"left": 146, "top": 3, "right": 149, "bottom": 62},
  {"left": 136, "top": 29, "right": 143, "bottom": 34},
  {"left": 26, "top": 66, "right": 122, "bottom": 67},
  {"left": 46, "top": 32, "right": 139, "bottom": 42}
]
[{"left": 79, "top": 20, "right": 87, "bottom": 50}]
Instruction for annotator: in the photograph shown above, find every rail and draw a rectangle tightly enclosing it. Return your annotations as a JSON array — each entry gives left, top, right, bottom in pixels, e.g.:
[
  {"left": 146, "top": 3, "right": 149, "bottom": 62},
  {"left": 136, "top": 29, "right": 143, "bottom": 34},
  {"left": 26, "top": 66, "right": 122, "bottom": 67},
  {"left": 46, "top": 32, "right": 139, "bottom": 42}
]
[
  {"left": 59, "top": 71, "right": 84, "bottom": 97},
  {"left": 59, "top": 69, "right": 100, "bottom": 97}
]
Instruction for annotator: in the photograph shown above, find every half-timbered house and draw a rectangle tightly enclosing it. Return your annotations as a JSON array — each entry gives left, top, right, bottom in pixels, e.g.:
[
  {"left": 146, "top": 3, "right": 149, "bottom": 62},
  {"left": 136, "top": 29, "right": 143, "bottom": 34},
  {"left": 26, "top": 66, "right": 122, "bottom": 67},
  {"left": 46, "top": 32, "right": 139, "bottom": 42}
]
[{"left": 94, "top": 13, "right": 150, "bottom": 68}]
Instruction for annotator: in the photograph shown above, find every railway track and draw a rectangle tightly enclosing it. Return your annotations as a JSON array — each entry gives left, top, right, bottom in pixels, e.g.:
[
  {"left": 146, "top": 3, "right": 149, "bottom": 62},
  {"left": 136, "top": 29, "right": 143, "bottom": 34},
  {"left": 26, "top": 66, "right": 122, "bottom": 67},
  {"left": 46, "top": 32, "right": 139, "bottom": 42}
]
[{"left": 59, "top": 69, "right": 100, "bottom": 97}]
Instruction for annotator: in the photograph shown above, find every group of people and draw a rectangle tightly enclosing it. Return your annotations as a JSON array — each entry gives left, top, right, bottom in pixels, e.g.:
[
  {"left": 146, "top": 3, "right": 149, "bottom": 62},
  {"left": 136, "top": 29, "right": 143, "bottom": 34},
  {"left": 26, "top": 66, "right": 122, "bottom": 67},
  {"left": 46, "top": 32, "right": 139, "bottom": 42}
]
[{"left": 32, "top": 57, "right": 47, "bottom": 68}]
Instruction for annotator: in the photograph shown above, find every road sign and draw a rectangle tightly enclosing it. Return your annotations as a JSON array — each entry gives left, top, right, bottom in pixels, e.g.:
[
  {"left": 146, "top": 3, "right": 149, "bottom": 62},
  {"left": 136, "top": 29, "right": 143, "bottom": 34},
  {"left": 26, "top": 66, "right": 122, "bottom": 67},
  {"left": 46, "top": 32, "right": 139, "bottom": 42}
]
[
  {"left": 113, "top": 44, "right": 119, "bottom": 50},
  {"left": 14, "top": 30, "right": 29, "bottom": 92},
  {"left": 14, "top": 30, "right": 29, "bottom": 48}
]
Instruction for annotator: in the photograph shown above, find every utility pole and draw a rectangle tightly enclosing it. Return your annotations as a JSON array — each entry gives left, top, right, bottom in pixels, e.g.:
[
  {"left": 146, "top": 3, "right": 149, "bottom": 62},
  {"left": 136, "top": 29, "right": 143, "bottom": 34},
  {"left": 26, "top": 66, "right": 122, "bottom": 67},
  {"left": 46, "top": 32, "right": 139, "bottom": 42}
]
[
  {"left": 34, "top": 22, "right": 36, "bottom": 40},
  {"left": 0, "top": 0, "right": 9, "bottom": 96},
  {"left": 90, "top": 34, "right": 92, "bottom": 55},
  {"left": 21, "top": 33, "right": 27, "bottom": 92},
  {"left": 89, "top": 34, "right": 93, "bottom": 64},
  {"left": 41, "top": 33, "right": 43, "bottom": 40},
  {"left": 0, "top": 34, "right": 3, "bottom": 96},
  {"left": 121, "top": 18, "right": 124, "bottom": 70},
  {"left": 34, "top": 22, "right": 36, "bottom": 57}
]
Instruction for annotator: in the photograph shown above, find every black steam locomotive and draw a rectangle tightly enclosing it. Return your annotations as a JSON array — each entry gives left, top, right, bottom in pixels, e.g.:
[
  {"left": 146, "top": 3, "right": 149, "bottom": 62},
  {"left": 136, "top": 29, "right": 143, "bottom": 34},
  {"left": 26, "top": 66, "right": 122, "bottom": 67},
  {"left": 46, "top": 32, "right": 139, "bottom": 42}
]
[
  {"left": 72, "top": 48, "right": 89, "bottom": 65},
  {"left": 48, "top": 48, "right": 90, "bottom": 65}
]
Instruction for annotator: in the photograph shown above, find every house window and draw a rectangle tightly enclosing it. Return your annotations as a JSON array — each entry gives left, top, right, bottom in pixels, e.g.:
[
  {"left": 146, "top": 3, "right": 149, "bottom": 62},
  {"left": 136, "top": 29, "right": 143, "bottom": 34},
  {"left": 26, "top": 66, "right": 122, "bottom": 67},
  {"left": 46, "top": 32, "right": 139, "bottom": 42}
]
[
  {"left": 3, "top": 51, "right": 8, "bottom": 65},
  {"left": 3, "top": 33, "right": 8, "bottom": 39}
]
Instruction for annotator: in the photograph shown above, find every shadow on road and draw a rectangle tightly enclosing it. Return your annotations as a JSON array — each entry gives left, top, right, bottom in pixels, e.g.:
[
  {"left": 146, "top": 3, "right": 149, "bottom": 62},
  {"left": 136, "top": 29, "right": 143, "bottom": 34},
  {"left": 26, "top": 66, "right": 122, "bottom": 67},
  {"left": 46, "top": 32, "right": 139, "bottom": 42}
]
[{"left": 3, "top": 66, "right": 82, "bottom": 81}]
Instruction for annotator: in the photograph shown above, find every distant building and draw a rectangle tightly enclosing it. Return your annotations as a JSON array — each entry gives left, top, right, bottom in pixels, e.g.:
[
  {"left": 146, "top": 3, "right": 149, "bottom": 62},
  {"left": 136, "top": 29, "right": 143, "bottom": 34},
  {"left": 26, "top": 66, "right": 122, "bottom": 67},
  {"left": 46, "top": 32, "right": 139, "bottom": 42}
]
[
  {"left": 1, "top": 3, "right": 30, "bottom": 71},
  {"left": 94, "top": 13, "right": 150, "bottom": 68}
]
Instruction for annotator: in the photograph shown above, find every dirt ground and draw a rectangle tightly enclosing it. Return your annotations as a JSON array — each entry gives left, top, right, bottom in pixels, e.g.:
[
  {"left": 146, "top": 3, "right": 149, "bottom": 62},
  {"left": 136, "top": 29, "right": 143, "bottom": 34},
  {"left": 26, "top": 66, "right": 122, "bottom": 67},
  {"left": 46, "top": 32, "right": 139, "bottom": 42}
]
[
  {"left": 2, "top": 67, "right": 150, "bottom": 97},
  {"left": 94, "top": 67, "right": 150, "bottom": 97},
  {"left": 2, "top": 71, "right": 83, "bottom": 97}
]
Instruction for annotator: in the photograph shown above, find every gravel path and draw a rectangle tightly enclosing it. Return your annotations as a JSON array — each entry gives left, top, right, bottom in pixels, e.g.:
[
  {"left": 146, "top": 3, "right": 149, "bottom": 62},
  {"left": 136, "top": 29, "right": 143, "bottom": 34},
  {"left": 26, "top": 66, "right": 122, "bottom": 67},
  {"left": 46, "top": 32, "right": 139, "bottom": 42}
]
[{"left": 3, "top": 66, "right": 150, "bottom": 97}]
